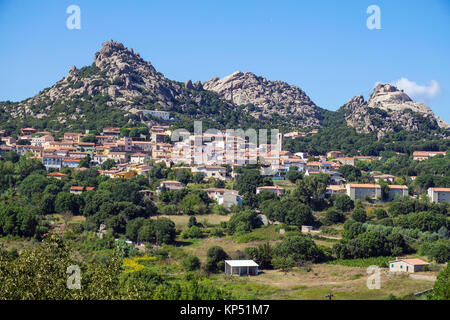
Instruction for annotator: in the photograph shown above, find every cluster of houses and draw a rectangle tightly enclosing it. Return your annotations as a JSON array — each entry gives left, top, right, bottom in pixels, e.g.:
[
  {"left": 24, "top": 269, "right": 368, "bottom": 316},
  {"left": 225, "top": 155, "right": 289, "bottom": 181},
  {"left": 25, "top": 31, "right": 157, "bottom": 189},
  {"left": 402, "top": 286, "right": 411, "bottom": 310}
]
[{"left": 1, "top": 127, "right": 449, "bottom": 204}]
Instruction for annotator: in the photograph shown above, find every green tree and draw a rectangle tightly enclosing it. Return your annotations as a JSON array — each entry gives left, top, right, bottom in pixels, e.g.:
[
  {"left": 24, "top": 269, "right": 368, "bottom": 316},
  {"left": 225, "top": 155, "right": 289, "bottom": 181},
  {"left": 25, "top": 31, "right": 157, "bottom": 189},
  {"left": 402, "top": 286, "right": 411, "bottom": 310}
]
[
  {"left": 272, "top": 235, "right": 324, "bottom": 265},
  {"left": 334, "top": 194, "right": 354, "bottom": 212},
  {"left": 182, "top": 255, "right": 201, "bottom": 271},
  {"left": 325, "top": 208, "right": 345, "bottom": 224},
  {"left": 351, "top": 207, "right": 367, "bottom": 223},
  {"left": 428, "top": 264, "right": 450, "bottom": 300},
  {"left": 101, "top": 159, "right": 116, "bottom": 170},
  {"left": 286, "top": 166, "right": 303, "bottom": 183},
  {"left": 245, "top": 242, "right": 273, "bottom": 269},
  {"left": 206, "top": 246, "right": 229, "bottom": 273},
  {"left": 78, "top": 154, "right": 91, "bottom": 168}
]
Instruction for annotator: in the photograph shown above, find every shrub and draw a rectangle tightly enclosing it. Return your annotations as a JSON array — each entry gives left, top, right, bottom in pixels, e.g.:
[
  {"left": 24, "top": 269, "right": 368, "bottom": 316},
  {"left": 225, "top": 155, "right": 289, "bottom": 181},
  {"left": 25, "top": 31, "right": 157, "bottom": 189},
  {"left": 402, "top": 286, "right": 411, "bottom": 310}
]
[
  {"left": 351, "top": 207, "right": 367, "bottom": 223},
  {"left": 334, "top": 195, "right": 354, "bottom": 212},
  {"left": 325, "top": 208, "right": 345, "bottom": 224},
  {"left": 182, "top": 255, "right": 201, "bottom": 271},
  {"left": 205, "top": 246, "right": 229, "bottom": 273},
  {"left": 181, "top": 226, "right": 203, "bottom": 239}
]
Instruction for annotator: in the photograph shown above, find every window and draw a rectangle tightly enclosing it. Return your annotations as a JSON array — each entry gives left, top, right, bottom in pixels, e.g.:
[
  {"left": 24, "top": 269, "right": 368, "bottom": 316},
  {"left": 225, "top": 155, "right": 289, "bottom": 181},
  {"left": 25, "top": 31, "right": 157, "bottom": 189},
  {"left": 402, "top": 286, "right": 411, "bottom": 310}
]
[
  {"left": 391, "top": 264, "right": 394, "bottom": 268},
  {"left": 400, "top": 265, "right": 403, "bottom": 269}
]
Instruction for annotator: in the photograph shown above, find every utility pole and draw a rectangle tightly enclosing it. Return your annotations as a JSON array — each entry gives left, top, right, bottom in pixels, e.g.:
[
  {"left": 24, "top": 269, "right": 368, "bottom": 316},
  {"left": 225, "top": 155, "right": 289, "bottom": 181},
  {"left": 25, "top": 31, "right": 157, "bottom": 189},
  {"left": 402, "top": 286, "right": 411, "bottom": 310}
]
[{"left": 325, "top": 292, "right": 334, "bottom": 300}]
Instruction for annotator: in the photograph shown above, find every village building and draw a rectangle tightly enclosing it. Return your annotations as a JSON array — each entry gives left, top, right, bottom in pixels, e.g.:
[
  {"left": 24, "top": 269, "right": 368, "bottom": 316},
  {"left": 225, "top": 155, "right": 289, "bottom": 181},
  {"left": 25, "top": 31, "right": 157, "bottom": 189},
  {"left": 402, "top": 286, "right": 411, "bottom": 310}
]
[
  {"left": 15, "top": 145, "right": 42, "bottom": 157},
  {"left": 205, "top": 188, "right": 242, "bottom": 208},
  {"left": 62, "top": 157, "right": 82, "bottom": 168},
  {"left": 346, "top": 183, "right": 381, "bottom": 200},
  {"left": 256, "top": 186, "right": 284, "bottom": 197},
  {"left": 42, "top": 155, "right": 63, "bottom": 170},
  {"left": 373, "top": 174, "right": 396, "bottom": 183},
  {"left": 327, "top": 151, "right": 343, "bottom": 159},
  {"left": 130, "top": 153, "right": 149, "bottom": 164},
  {"left": 159, "top": 180, "right": 183, "bottom": 192},
  {"left": 301, "top": 225, "right": 314, "bottom": 233},
  {"left": 224, "top": 260, "right": 259, "bottom": 276},
  {"left": 31, "top": 134, "right": 54, "bottom": 147},
  {"left": 141, "top": 110, "right": 170, "bottom": 121},
  {"left": 387, "top": 185, "right": 409, "bottom": 201},
  {"left": 46, "top": 172, "right": 68, "bottom": 180},
  {"left": 413, "top": 151, "right": 446, "bottom": 161},
  {"left": 427, "top": 187, "right": 450, "bottom": 203},
  {"left": 326, "top": 185, "right": 347, "bottom": 197},
  {"left": 193, "top": 165, "right": 227, "bottom": 180},
  {"left": 20, "top": 128, "right": 37, "bottom": 136},
  {"left": 69, "top": 186, "right": 95, "bottom": 195},
  {"left": 335, "top": 157, "right": 355, "bottom": 166},
  {"left": 389, "top": 258, "right": 429, "bottom": 273}
]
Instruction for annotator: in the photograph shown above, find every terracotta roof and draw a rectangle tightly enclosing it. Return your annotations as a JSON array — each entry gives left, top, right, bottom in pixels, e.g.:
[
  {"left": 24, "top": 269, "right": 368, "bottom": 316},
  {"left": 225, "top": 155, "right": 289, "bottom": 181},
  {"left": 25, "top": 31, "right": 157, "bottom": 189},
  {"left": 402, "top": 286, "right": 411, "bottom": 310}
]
[
  {"left": 70, "top": 186, "right": 84, "bottom": 191},
  {"left": 393, "top": 258, "right": 429, "bottom": 266},
  {"left": 257, "top": 186, "right": 284, "bottom": 190},
  {"left": 347, "top": 184, "right": 381, "bottom": 188},
  {"left": 429, "top": 187, "right": 450, "bottom": 192},
  {"left": 47, "top": 172, "right": 67, "bottom": 177},
  {"left": 388, "top": 185, "right": 408, "bottom": 189}
]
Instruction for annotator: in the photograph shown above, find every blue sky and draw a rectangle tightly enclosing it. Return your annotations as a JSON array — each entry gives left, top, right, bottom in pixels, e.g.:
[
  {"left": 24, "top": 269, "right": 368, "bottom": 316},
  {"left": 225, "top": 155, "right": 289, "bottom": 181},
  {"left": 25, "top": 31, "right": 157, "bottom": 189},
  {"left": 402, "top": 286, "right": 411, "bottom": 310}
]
[{"left": 1, "top": 0, "right": 449, "bottom": 121}]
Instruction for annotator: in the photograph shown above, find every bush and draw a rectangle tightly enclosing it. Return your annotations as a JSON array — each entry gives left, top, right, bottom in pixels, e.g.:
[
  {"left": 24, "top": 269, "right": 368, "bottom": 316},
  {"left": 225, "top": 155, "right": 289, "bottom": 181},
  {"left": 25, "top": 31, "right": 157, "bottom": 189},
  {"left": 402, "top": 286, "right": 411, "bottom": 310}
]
[
  {"left": 373, "top": 208, "right": 388, "bottom": 219},
  {"left": 227, "top": 209, "right": 260, "bottom": 235},
  {"left": 334, "top": 195, "right": 354, "bottom": 212},
  {"left": 182, "top": 255, "right": 201, "bottom": 271},
  {"left": 206, "top": 246, "right": 229, "bottom": 273},
  {"left": 351, "top": 207, "right": 367, "bottom": 223},
  {"left": 181, "top": 226, "right": 203, "bottom": 239},
  {"left": 325, "top": 208, "right": 345, "bottom": 224},
  {"left": 272, "top": 235, "right": 324, "bottom": 265},
  {"left": 188, "top": 216, "right": 197, "bottom": 228}
]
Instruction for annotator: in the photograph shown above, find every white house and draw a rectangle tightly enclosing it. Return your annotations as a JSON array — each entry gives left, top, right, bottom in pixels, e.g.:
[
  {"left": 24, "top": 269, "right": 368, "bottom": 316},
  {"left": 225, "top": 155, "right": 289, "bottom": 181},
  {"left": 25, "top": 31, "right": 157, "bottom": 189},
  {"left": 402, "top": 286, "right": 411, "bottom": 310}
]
[
  {"left": 389, "top": 258, "right": 429, "bottom": 273},
  {"left": 130, "top": 153, "right": 149, "bottom": 164},
  {"left": 142, "top": 110, "right": 170, "bottom": 121},
  {"left": 224, "top": 260, "right": 259, "bottom": 276},
  {"left": 205, "top": 188, "right": 242, "bottom": 208},
  {"left": 31, "top": 134, "right": 54, "bottom": 147},
  {"left": 193, "top": 165, "right": 227, "bottom": 180}
]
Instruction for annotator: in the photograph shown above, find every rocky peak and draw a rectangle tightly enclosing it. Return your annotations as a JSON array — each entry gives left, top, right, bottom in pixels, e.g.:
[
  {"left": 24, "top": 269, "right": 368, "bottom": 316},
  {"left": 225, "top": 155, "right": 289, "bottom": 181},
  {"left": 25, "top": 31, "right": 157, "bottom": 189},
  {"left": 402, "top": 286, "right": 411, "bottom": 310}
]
[
  {"left": 369, "top": 83, "right": 412, "bottom": 105},
  {"left": 341, "top": 95, "right": 366, "bottom": 112},
  {"left": 203, "top": 71, "right": 320, "bottom": 127},
  {"left": 341, "top": 83, "right": 449, "bottom": 137}
]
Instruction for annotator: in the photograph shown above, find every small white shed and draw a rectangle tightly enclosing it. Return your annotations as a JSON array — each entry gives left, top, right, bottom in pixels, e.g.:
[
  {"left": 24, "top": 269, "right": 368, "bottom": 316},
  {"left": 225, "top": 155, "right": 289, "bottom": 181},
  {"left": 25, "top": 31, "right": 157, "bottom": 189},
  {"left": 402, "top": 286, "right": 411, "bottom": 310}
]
[
  {"left": 224, "top": 260, "right": 259, "bottom": 276},
  {"left": 389, "top": 258, "right": 429, "bottom": 273}
]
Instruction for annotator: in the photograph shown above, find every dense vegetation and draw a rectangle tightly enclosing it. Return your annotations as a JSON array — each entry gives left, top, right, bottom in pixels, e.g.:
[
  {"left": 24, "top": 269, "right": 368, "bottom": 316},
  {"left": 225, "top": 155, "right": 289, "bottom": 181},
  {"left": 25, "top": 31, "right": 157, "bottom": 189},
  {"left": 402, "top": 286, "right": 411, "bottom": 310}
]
[{"left": 285, "top": 125, "right": 450, "bottom": 157}]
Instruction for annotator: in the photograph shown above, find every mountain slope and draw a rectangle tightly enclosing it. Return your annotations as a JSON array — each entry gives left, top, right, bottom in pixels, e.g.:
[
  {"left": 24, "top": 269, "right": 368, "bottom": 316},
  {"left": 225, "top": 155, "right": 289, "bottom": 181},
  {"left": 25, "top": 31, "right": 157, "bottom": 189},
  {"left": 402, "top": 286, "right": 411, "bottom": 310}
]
[
  {"left": 203, "top": 71, "right": 321, "bottom": 127},
  {"left": 0, "top": 41, "right": 273, "bottom": 132},
  {"left": 0, "top": 41, "right": 448, "bottom": 137}
]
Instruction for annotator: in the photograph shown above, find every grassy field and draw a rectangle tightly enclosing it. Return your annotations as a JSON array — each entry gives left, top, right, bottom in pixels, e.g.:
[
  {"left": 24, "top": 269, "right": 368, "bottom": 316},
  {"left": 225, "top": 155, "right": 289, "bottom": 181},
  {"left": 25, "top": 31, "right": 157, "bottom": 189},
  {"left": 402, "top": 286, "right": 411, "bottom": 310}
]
[{"left": 210, "top": 264, "right": 436, "bottom": 300}]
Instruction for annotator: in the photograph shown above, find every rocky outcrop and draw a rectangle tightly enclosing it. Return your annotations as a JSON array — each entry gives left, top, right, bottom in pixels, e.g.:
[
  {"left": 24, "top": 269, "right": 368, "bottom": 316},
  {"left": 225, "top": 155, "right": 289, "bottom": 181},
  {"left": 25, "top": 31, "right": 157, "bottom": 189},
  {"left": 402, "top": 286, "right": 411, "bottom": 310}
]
[
  {"left": 340, "top": 95, "right": 365, "bottom": 112},
  {"left": 341, "top": 83, "right": 449, "bottom": 138},
  {"left": 3, "top": 41, "right": 239, "bottom": 124},
  {"left": 203, "top": 71, "right": 321, "bottom": 127},
  {"left": 2, "top": 41, "right": 448, "bottom": 135}
]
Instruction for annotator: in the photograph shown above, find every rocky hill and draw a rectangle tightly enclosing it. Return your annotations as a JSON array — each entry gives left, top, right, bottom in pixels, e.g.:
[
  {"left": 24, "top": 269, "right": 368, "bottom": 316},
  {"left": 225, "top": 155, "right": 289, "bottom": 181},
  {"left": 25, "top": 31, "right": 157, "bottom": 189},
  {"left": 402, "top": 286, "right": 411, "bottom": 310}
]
[
  {"left": 203, "top": 71, "right": 321, "bottom": 127},
  {"left": 0, "top": 41, "right": 266, "bottom": 132},
  {"left": 340, "top": 83, "right": 449, "bottom": 138},
  {"left": 1, "top": 41, "right": 448, "bottom": 137}
]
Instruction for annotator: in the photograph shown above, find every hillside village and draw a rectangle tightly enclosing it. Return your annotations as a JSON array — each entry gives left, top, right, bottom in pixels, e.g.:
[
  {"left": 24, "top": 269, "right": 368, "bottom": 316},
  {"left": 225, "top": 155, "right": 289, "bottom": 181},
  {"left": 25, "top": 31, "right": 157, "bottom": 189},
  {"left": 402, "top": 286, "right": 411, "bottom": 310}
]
[
  {"left": 0, "top": 40, "right": 449, "bottom": 301},
  {"left": 1, "top": 125, "right": 449, "bottom": 205}
]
